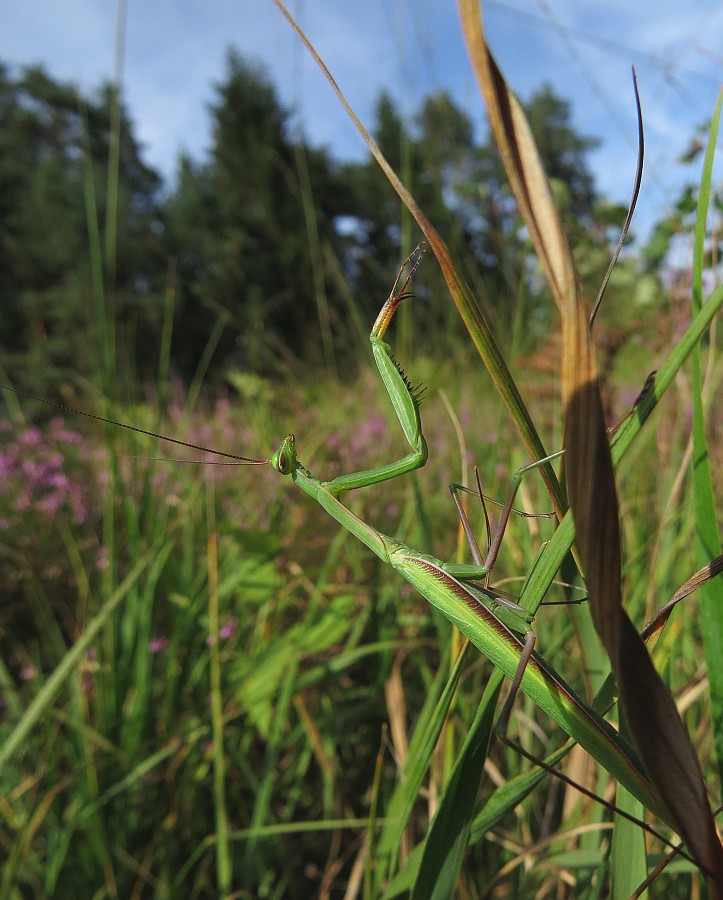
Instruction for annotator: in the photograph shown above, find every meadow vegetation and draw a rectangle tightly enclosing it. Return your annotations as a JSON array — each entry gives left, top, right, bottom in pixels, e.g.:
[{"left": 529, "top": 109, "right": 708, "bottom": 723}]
[{"left": 1, "top": 7, "right": 722, "bottom": 899}]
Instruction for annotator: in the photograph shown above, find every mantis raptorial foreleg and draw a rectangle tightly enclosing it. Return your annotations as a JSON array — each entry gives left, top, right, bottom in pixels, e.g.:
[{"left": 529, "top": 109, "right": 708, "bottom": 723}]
[{"left": 315, "top": 244, "right": 429, "bottom": 499}]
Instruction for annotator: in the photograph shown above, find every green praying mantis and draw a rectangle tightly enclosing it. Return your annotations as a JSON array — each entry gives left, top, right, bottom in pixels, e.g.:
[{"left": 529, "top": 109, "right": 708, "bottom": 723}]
[{"left": 259, "top": 247, "right": 706, "bottom": 856}]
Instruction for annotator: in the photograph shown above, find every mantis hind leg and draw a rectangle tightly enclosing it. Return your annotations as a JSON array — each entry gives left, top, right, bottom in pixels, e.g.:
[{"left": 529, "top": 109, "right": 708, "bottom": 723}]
[
  {"left": 446, "top": 451, "right": 566, "bottom": 734},
  {"left": 497, "top": 630, "right": 536, "bottom": 736},
  {"left": 444, "top": 449, "right": 565, "bottom": 580}
]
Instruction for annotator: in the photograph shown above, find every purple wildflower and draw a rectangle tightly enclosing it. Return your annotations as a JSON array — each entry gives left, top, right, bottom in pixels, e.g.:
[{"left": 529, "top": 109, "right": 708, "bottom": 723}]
[
  {"left": 18, "top": 428, "right": 42, "bottom": 446},
  {"left": 219, "top": 617, "right": 237, "bottom": 641},
  {"left": 149, "top": 637, "right": 169, "bottom": 654}
]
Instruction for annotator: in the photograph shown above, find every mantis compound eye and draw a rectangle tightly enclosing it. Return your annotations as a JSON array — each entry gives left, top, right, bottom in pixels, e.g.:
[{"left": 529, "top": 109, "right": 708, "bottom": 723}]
[{"left": 272, "top": 434, "right": 297, "bottom": 475}]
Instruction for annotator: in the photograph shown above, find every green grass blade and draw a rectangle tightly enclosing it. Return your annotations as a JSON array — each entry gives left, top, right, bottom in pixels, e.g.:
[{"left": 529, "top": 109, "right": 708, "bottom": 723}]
[
  {"left": 375, "top": 642, "right": 467, "bottom": 887},
  {"left": 79, "top": 100, "right": 113, "bottom": 390},
  {"left": 0, "top": 547, "right": 159, "bottom": 774},
  {"left": 207, "top": 478, "right": 231, "bottom": 893},
  {"left": 468, "top": 740, "right": 571, "bottom": 842},
  {"left": 410, "top": 674, "right": 501, "bottom": 899},
  {"left": 241, "top": 648, "right": 300, "bottom": 885},
  {"left": 610, "top": 785, "right": 648, "bottom": 900},
  {"left": 610, "top": 280, "right": 723, "bottom": 465},
  {"left": 690, "top": 90, "right": 723, "bottom": 790}
]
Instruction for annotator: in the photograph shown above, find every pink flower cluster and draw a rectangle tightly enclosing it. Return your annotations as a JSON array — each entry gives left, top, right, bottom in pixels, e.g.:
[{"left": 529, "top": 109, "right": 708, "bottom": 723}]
[{"left": 0, "top": 417, "right": 94, "bottom": 528}]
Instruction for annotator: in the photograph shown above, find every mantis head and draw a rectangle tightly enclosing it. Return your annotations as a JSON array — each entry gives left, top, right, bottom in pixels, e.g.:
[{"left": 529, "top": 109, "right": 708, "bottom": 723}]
[{"left": 271, "top": 433, "right": 298, "bottom": 475}]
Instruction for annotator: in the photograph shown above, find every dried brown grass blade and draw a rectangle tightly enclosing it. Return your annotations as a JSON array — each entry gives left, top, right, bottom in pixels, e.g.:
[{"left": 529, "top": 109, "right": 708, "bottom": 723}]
[
  {"left": 641, "top": 553, "right": 723, "bottom": 649},
  {"left": 458, "top": 1, "right": 575, "bottom": 314},
  {"left": 589, "top": 67, "right": 644, "bottom": 327},
  {"left": 458, "top": 0, "right": 723, "bottom": 888}
]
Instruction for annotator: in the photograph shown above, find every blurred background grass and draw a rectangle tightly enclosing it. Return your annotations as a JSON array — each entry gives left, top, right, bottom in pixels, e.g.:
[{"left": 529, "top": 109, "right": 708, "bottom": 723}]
[{"left": 2, "top": 306, "right": 720, "bottom": 896}]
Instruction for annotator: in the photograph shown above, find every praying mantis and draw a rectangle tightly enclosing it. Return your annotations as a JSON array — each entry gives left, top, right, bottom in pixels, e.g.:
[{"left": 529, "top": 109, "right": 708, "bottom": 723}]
[{"left": 247, "top": 248, "right": 667, "bottom": 819}]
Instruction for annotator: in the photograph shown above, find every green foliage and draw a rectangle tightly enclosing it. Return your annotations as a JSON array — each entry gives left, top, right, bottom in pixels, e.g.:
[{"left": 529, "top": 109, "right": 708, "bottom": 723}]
[
  {"left": 3, "top": 31, "right": 723, "bottom": 899},
  {"left": 0, "top": 64, "right": 165, "bottom": 394},
  {"left": 3, "top": 321, "right": 719, "bottom": 896}
]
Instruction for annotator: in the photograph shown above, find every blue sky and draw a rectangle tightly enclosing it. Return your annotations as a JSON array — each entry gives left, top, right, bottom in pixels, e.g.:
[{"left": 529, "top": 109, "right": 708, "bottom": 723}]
[{"left": 3, "top": 1, "right": 722, "bottom": 240}]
